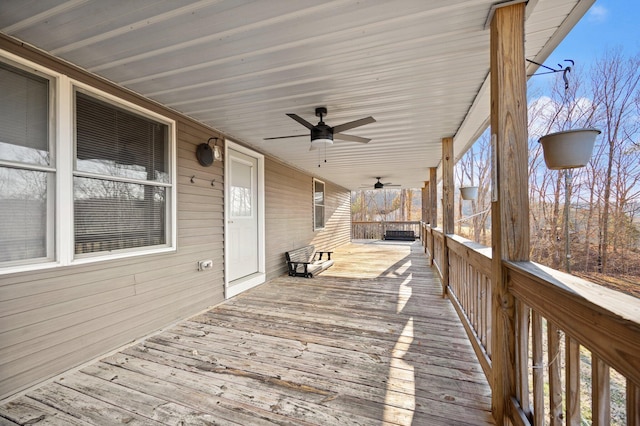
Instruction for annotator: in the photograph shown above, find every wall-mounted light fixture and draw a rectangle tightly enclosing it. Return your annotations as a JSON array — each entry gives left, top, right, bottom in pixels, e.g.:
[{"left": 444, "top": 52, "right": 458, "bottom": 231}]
[{"left": 196, "top": 137, "right": 222, "bottom": 167}]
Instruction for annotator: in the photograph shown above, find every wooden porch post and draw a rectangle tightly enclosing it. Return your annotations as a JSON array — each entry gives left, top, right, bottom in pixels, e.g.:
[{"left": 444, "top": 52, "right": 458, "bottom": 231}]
[
  {"left": 428, "top": 167, "right": 438, "bottom": 265},
  {"left": 490, "top": 2, "right": 530, "bottom": 424},
  {"left": 441, "top": 137, "right": 454, "bottom": 297},
  {"left": 422, "top": 181, "right": 429, "bottom": 253}
]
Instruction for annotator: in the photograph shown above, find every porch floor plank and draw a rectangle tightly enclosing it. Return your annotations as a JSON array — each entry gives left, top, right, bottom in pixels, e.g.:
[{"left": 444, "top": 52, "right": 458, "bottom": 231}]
[{"left": 0, "top": 241, "right": 494, "bottom": 425}]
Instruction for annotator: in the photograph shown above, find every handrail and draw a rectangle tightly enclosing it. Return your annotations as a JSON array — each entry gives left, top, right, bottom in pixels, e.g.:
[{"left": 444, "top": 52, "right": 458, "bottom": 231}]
[
  {"left": 505, "top": 262, "right": 640, "bottom": 424},
  {"left": 506, "top": 261, "right": 640, "bottom": 386},
  {"left": 446, "top": 234, "right": 493, "bottom": 381},
  {"left": 431, "top": 228, "right": 445, "bottom": 282},
  {"left": 422, "top": 226, "right": 640, "bottom": 425}
]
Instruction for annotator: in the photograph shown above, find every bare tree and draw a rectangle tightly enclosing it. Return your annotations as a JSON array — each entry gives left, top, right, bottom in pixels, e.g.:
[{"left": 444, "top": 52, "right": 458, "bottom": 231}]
[
  {"left": 453, "top": 133, "right": 492, "bottom": 244},
  {"left": 590, "top": 49, "right": 640, "bottom": 273},
  {"left": 609, "top": 141, "right": 640, "bottom": 272},
  {"left": 577, "top": 138, "right": 607, "bottom": 271},
  {"left": 454, "top": 148, "right": 474, "bottom": 236}
]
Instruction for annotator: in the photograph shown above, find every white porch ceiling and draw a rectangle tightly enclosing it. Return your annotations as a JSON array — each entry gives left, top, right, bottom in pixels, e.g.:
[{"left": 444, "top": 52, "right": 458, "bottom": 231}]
[{"left": 0, "top": 0, "right": 593, "bottom": 190}]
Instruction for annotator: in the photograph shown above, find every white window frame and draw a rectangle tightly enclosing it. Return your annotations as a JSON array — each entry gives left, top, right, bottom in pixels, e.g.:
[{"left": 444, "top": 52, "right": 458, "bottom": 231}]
[
  {"left": 0, "top": 50, "right": 177, "bottom": 275},
  {"left": 70, "top": 82, "right": 177, "bottom": 263},
  {"left": 0, "top": 52, "right": 59, "bottom": 273},
  {"left": 313, "top": 178, "right": 326, "bottom": 231}
]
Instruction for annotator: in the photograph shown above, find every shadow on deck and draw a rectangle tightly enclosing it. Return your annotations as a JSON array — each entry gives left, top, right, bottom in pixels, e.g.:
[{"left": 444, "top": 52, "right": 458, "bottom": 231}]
[{"left": 0, "top": 241, "right": 494, "bottom": 425}]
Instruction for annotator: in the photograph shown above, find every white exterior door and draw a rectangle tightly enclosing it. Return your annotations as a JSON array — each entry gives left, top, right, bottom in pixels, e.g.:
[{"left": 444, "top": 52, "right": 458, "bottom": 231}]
[{"left": 225, "top": 142, "right": 265, "bottom": 298}]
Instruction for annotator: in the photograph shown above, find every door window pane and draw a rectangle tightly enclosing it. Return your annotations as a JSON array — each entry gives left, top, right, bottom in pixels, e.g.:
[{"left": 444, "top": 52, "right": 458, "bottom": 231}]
[{"left": 231, "top": 160, "right": 252, "bottom": 217}]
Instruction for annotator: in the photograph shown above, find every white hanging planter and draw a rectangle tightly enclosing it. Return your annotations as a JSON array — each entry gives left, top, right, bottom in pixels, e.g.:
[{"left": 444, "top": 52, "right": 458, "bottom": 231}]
[
  {"left": 460, "top": 186, "right": 478, "bottom": 200},
  {"left": 539, "top": 128, "right": 601, "bottom": 170}
]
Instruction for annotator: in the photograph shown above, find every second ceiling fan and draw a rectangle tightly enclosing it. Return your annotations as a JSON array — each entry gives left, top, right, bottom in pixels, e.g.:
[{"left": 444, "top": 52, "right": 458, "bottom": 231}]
[
  {"left": 361, "top": 177, "right": 400, "bottom": 190},
  {"left": 264, "top": 107, "right": 375, "bottom": 149}
]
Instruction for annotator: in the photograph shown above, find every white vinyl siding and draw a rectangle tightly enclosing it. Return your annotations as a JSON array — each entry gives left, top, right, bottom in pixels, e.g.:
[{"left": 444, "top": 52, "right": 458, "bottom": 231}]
[{"left": 264, "top": 160, "right": 351, "bottom": 279}]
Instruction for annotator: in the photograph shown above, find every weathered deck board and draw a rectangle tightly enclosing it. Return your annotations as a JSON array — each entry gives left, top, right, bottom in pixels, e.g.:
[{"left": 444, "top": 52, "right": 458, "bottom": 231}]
[{"left": 0, "top": 241, "right": 494, "bottom": 425}]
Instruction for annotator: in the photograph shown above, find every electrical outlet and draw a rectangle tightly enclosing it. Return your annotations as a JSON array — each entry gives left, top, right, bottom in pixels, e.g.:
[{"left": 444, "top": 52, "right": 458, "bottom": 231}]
[{"left": 198, "top": 259, "right": 213, "bottom": 271}]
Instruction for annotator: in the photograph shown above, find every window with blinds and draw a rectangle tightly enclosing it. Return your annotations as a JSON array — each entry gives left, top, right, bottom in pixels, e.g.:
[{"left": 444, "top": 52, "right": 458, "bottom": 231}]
[
  {"left": 0, "top": 62, "right": 54, "bottom": 266},
  {"left": 0, "top": 54, "right": 176, "bottom": 273},
  {"left": 74, "top": 90, "right": 171, "bottom": 255}
]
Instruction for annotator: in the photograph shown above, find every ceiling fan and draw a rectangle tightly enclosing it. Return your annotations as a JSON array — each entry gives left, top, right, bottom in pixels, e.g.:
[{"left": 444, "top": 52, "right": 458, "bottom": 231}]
[
  {"left": 361, "top": 177, "right": 401, "bottom": 190},
  {"left": 264, "top": 107, "right": 375, "bottom": 149}
]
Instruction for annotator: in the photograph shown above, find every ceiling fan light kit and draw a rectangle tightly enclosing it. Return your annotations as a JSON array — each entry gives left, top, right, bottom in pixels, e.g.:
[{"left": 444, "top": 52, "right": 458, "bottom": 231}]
[
  {"left": 310, "top": 132, "right": 333, "bottom": 146},
  {"left": 310, "top": 139, "right": 333, "bottom": 149},
  {"left": 310, "top": 107, "right": 333, "bottom": 145}
]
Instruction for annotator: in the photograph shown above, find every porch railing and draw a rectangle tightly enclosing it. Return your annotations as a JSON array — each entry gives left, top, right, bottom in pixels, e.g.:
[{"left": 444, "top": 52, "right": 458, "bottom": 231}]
[
  {"left": 422, "top": 223, "right": 640, "bottom": 426},
  {"left": 447, "top": 234, "right": 493, "bottom": 381},
  {"left": 351, "top": 221, "right": 421, "bottom": 240}
]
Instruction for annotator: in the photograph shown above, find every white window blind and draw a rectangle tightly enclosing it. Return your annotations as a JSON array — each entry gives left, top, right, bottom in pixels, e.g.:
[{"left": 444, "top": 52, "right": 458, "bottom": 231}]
[
  {"left": 0, "top": 62, "right": 53, "bottom": 265},
  {"left": 74, "top": 91, "right": 170, "bottom": 255}
]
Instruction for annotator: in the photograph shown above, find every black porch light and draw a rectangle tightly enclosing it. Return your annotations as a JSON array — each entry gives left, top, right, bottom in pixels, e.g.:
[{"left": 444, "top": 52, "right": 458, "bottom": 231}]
[{"left": 196, "top": 137, "right": 221, "bottom": 167}]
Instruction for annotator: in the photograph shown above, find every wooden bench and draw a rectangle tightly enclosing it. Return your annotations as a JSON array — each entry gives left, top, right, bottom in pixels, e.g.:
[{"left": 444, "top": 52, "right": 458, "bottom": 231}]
[
  {"left": 285, "top": 245, "right": 334, "bottom": 278},
  {"left": 383, "top": 230, "right": 416, "bottom": 241}
]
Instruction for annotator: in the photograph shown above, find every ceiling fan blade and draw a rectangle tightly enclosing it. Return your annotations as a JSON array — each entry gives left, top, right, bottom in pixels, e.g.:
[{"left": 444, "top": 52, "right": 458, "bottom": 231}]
[
  {"left": 287, "top": 113, "right": 315, "bottom": 130},
  {"left": 263, "top": 134, "right": 309, "bottom": 140},
  {"left": 334, "top": 133, "right": 370, "bottom": 143},
  {"left": 332, "top": 116, "right": 375, "bottom": 133}
]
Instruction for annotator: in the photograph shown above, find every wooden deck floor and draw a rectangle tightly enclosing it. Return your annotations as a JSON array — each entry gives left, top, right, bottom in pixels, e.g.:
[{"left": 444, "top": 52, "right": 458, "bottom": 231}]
[{"left": 0, "top": 241, "right": 494, "bottom": 425}]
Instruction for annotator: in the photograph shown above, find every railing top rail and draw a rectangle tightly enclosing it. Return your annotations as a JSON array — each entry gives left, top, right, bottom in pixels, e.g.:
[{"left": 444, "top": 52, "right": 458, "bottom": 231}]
[
  {"left": 506, "top": 260, "right": 640, "bottom": 386},
  {"left": 447, "top": 234, "right": 493, "bottom": 260}
]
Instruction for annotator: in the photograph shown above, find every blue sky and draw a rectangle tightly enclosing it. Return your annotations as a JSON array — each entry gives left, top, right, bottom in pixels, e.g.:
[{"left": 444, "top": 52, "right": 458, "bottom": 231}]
[{"left": 546, "top": 0, "right": 640, "bottom": 69}]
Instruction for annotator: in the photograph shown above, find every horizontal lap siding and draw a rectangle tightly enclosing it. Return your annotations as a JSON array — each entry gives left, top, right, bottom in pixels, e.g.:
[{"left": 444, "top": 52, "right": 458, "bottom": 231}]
[
  {"left": 265, "top": 158, "right": 351, "bottom": 280},
  {"left": 0, "top": 121, "right": 226, "bottom": 401},
  {"left": 311, "top": 179, "right": 352, "bottom": 249},
  {"left": 0, "top": 41, "right": 225, "bottom": 400}
]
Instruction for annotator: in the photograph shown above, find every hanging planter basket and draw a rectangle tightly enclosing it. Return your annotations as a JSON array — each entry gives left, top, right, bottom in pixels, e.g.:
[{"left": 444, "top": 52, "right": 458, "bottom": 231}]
[
  {"left": 539, "top": 128, "right": 601, "bottom": 170},
  {"left": 460, "top": 186, "right": 478, "bottom": 200}
]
